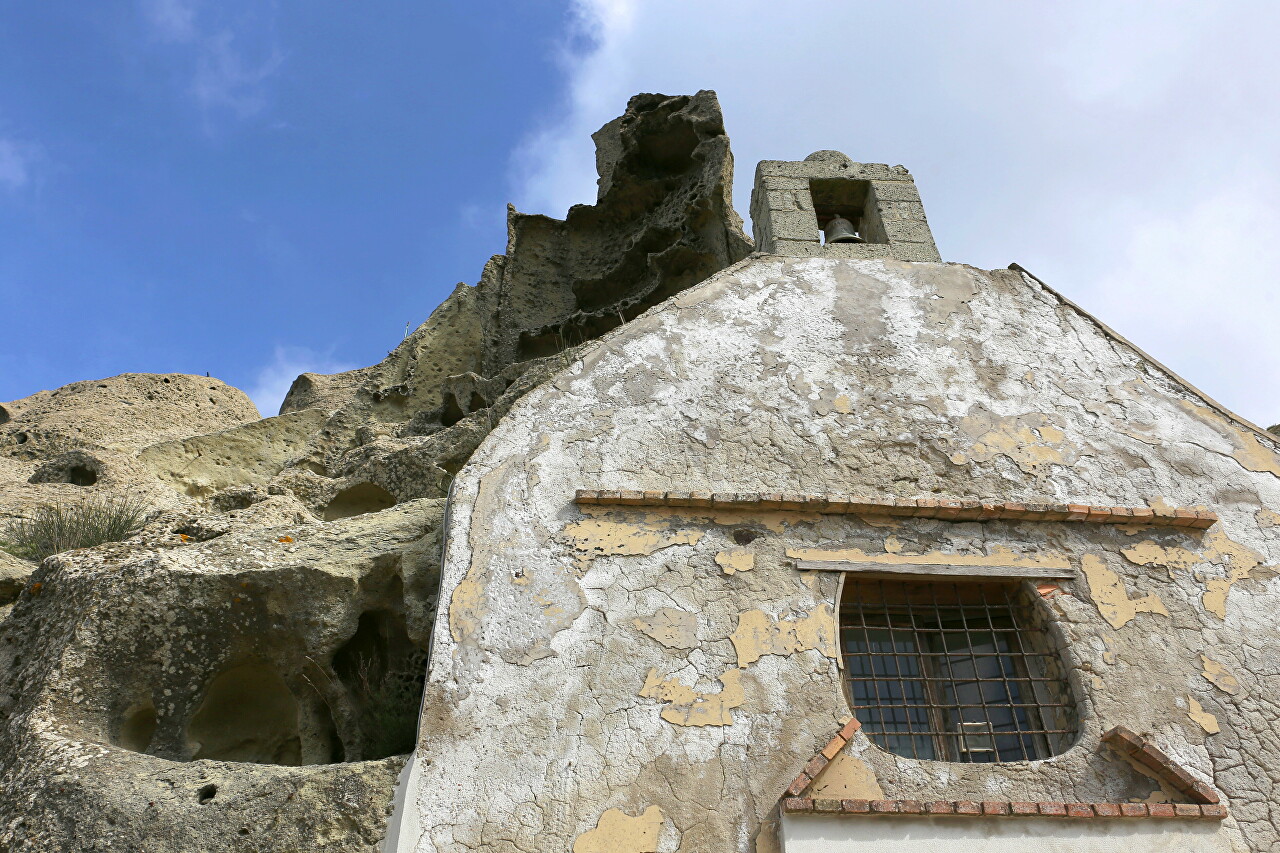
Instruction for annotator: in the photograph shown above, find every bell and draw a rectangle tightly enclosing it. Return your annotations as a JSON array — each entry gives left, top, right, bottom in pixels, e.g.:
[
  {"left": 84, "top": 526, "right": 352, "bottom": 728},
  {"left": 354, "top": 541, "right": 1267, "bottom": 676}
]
[{"left": 823, "top": 214, "right": 863, "bottom": 244}]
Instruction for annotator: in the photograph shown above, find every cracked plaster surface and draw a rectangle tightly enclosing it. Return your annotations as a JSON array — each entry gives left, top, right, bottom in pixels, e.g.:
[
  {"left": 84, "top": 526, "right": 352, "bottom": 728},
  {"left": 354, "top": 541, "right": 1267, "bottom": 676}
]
[{"left": 398, "top": 257, "right": 1280, "bottom": 852}]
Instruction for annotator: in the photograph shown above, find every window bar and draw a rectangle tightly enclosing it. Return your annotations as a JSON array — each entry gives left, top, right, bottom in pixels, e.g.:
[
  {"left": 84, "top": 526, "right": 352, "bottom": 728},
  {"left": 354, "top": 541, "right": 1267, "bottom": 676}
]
[
  {"left": 984, "top": 582, "right": 1030, "bottom": 761},
  {"left": 854, "top": 580, "right": 899, "bottom": 758},
  {"left": 956, "top": 581, "right": 1000, "bottom": 762},
  {"left": 927, "top": 578, "right": 966, "bottom": 762},
  {"left": 1003, "top": 582, "right": 1054, "bottom": 758},
  {"left": 879, "top": 578, "right": 922, "bottom": 761},
  {"left": 973, "top": 583, "right": 1016, "bottom": 761}
]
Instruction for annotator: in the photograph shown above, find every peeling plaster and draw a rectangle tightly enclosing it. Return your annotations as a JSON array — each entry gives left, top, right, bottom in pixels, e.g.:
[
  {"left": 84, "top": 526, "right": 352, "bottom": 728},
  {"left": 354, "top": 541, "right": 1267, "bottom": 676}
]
[
  {"left": 1197, "top": 530, "right": 1270, "bottom": 619},
  {"left": 1188, "top": 697, "right": 1221, "bottom": 734},
  {"left": 561, "top": 518, "right": 703, "bottom": 564},
  {"left": 634, "top": 609, "right": 699, "bottom": 650},
  {"left": 1201, "top": 655, "right": 1241, "bottom": 695},
  {"left": 951, "top": 407, "right": 1078, "bottom": 472},
  {"left": 808, "top": 751, "right": 886, "bottom": 801},
  {"left": 786, "top": 544, "right": 1071, "bottom": 571},
  {"left": 1080, "top": 555, "right": 1169, "bottom": 629},
  {"left": 716, "top": 549, "right": 755, "bottom": 575},
  {"left": 573, "top": 806, "right": 665, "bottom": 853},
  {"left": 1176, "top": 399, "right": 1280, "bottom": 478},
  {"left": 1119, "top": 530, "right": 1270, "bottom": 618},
  {"left": 730, "top": 606, "right": 838, "bottom": 667},
  {"left": 1121, "top": 541, "right": 1202, "bottom": 577},
  {"left": 639, "top": 668, "right": 745, "bottom": 727}
]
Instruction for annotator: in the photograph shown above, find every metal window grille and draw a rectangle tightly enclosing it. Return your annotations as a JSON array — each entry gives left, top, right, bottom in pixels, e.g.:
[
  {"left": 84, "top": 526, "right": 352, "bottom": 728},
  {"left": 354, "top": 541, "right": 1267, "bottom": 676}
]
[{"left": 840, "top": 578, "right": 1075, "bottom": 763}]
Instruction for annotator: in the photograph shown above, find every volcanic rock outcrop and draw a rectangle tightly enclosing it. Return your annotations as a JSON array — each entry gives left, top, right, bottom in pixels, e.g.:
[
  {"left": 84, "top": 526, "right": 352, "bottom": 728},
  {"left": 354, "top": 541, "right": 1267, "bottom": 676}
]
[{"left": 0, "top": 90, "right": 750, "bottom": 852}]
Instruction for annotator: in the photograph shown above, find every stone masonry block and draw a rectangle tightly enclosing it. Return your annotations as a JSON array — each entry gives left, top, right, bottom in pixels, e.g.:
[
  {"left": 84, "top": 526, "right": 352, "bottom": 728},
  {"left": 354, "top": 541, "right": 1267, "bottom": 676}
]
[
  {"left": 868, "top": 180, "right": 923, "bottom": 202},
  {"left": 882, "top": 219, "right": 936, "bottom": 243},
  {"left": 768, "top": 209, "right": 821, "bottom": 238}
]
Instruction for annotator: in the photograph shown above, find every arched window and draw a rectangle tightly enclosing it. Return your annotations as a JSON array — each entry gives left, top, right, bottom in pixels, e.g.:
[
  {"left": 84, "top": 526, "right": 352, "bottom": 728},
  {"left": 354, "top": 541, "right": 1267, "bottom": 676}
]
[{"left": 840, "top": 578, "right": 1076, "bottom": 762}]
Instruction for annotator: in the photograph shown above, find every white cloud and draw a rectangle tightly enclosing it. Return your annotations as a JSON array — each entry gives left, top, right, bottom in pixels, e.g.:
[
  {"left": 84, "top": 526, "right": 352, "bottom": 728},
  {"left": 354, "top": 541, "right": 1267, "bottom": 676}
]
[
  {"left": 247, "top": 345, "right": 356, "bottom": 417},
  {"left": 139, "top": 0, "right": 284, "bottom": 123},
  {"left": 142, "top": 0, "right": 199, "bottom": 43},
  {"left": 0, "top": 138, "right": 32, "bottom": 189},
  {"left": 512, "top": 0, "right": 1280, "bottom": 425},
  {"left": 190, "top": 30, "right": 284, "bottom": 119}
]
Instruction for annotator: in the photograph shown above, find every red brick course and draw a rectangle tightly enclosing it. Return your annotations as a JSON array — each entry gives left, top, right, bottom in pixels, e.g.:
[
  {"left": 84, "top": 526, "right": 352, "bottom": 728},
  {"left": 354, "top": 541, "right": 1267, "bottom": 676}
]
[
  {"left": 781, "top": 799, "right": 1225, "bottom": 820},
  {"left": 779, "top": 724, "right": 1227, "bottom": 824},
  {"left": 575, "top": 490, "right": 1217, "bottom": 529},
  {"left": 1102, "top": 726, "right": 1221, "bottom": 805}
]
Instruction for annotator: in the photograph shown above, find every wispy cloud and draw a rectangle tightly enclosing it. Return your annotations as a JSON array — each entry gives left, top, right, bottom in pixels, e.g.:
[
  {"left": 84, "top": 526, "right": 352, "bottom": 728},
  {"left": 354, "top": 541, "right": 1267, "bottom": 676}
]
[
  {"left": 247, "top": 345, "right": 357, "bottom": 417},
  {"left": 512, "top": 0, "right": 1280, "bottom": 426},
  {"left": 139, "top": 0, "right": 284, "bottom": 124},
  {"left": 190, "top": 30, "right": 284, "bottom": 119},
  {"left": 0, "top": 138, "right": 33, "bottom": 189},
  {"left": 141, "top": 0, "right": 199, "bottom": 43}
]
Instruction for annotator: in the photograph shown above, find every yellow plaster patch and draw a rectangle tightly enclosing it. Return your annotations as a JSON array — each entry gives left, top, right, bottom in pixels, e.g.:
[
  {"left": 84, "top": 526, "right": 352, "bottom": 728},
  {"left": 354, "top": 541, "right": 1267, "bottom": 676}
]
[
  {"left": 561, "top": 518, "right": 702, "bottom": 565},
  {"left": 1175, "top": 399, "right": 1280, "bottom": 478},
  {"left": 573, "top": 806, "right": 664, "bottom": 853},
  {"left": 1201, "top": 655, "right": 1241, "bottom": 695},
  {"left": 1121, "top": 541, "right": 1202, "bottom": 577},
  {"left": 731, "top": 606, "right": 839, "bottom": 667},
  {"left": 633, "top": 608, "right": 699, "bottom": 650},
  {"left": 883, "top": 536, "right": 904, "bottom": 554},
  {"left": 1256, "top": 508, "right": 1280, "bottom": 527},
  {"left": 956, "top": 409, "right": 1078, "bottom": 473},
  {"left": 1198, "top": 529, "right": 1269, "bottom": 619},
  {"left": 448, "top": 575, "right": 485, "bottom": 644},
  {"left": 832, "top": 394, "right": 853, "bottom": 414},
  {"left": 809, "top": 751, "right": 885, "bottom": 800},
  {"left": 786, "top": 544, "right": 1071, "bottom": 571},
  {"left": 1101, "top": 636, "right": 1118, "bottom": 665},
  {"left": 716, "top": 549, "right": 755, "bottom": 575},
  {"left": 1080, "top": 555, "right": 1168, "bottom": 629},
  {"left": 1188, "top": 696, "right": 1220, "bottom": 734},
  {"left": 639, "top": 668, "right": 745, "bottom": 727}
]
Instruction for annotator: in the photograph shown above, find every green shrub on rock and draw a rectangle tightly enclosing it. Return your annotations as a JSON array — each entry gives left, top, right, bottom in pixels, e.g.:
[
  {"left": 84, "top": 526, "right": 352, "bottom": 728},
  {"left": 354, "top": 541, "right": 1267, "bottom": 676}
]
[{"left": 1, "top": 496, "right": 148, "bottom": 561}]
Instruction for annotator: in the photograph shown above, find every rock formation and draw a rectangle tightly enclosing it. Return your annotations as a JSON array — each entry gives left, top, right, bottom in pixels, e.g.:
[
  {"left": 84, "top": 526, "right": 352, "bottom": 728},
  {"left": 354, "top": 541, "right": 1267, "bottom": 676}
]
[{"left": 0, "top": 90, "right": 750, "bottom": 851}]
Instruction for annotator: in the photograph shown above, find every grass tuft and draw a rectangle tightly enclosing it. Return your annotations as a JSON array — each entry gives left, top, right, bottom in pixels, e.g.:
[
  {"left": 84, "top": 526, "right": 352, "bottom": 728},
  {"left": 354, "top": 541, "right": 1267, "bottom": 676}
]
[
  {"left": 352, "top": 650, "right": 427, "bottom": 759},
  {"left": 1, "top": 496, "right": 149, "bottom": 561}
]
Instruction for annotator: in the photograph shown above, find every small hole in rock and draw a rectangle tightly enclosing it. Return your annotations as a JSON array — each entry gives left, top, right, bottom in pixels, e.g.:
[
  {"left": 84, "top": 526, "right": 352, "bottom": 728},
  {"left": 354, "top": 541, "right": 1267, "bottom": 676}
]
[
  {"left": 732, "top": 528, "right": 759, "bottom": 545},
  {"left": 16, "top": 433, "right": 28, "bottom": 444},
  {"left": 119, "top": 700, "right": 158, "bottom": 753},
  {"left": 67, "top": 465, "right": 98, "bottom": 487},
  {"left": 323, "top": 483, "right": 397, "bottom": 521},
  {"left": 197, "top": 784, "right": 217, "bottom": 804}
]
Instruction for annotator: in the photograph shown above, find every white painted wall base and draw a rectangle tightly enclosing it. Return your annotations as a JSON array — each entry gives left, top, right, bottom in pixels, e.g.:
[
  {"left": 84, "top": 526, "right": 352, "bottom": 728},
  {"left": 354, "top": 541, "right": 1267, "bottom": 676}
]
[{"left": 781, "top": 814, "right": 1232, "bottom": 853}]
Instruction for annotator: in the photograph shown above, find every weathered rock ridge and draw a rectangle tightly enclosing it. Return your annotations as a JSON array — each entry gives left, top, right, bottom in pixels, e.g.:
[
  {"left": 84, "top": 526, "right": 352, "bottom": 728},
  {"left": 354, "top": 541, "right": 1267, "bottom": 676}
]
[{"left": 0, "top": 90, "right": 750, "bottom": 851}]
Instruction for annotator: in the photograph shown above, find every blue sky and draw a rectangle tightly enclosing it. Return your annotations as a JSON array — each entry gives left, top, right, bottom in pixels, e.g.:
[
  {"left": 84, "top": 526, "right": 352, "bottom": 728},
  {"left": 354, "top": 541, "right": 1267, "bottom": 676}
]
[
  {"left": 0, "top": 2, "right": 571, "bottom": 412},
  {"left": 3, "top": 2, "right": 1279, "bottom": 427}
]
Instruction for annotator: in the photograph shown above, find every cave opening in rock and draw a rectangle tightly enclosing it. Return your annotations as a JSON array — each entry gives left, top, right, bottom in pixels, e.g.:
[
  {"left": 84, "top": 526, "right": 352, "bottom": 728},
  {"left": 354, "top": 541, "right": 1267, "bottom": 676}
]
[
  {"left": 323, "top": 483, "right": 397, "bottom": 521},
  {"left": 332, "top": 610, "right": 427, "bottom": 759},
  {"left": 197, "top": 784, "right": 217, "bottom": 804},
  {"left": 119, "top": 699, "right": 158, "bottom": 753},
  {"left": 186, "top": 662, "right": 302, "bottom": 765},
  {"left": 67, "top": 464, "right": 98, "bottom": 486}
]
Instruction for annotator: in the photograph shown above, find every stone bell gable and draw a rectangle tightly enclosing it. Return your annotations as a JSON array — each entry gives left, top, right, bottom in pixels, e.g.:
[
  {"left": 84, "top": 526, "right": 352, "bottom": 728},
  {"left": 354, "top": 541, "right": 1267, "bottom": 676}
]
[{"left": 390, "top": 215, "right": 1280, "bottom": 850}]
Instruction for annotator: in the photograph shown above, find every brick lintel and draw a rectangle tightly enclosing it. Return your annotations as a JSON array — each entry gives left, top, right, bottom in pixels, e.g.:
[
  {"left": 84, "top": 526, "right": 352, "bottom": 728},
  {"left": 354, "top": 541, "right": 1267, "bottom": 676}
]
[
  {"left": 781, "top": 798, "right": 1227, "bottom": 820},
  {"left": 574, "top": 491, "right": 1216, "bottom": 529}
]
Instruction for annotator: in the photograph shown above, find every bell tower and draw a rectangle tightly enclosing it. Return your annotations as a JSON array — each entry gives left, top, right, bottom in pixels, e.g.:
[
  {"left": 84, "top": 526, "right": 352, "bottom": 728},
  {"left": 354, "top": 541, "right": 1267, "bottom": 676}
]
[{"left": 750, "top": 150, "right": 941, "bottom": 261}]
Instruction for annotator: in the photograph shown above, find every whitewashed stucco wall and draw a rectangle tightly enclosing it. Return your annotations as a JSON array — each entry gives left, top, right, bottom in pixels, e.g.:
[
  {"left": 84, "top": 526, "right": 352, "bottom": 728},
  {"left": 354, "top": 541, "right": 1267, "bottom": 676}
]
[{"left": 393, "top": 257, "right": 1277, "bottom": 852}]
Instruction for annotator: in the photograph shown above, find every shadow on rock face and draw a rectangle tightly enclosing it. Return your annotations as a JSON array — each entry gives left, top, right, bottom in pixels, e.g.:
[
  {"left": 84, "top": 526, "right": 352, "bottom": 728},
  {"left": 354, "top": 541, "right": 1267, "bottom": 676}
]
[
  {"left": 323, "top": 482, "right": 397, "bottom": 521},
  {"left": 28, "top": 450, "right": 105, "bottom": 486},
  {"left": 187, "top": 663, "right": 304, "bottom": 765}
]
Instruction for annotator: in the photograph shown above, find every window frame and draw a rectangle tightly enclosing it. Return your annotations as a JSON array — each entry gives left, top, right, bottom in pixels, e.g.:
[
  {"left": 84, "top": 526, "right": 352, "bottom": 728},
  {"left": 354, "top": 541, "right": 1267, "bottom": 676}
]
[{"left": 830, "top": 570, "right": 1077, "bottom": 764}]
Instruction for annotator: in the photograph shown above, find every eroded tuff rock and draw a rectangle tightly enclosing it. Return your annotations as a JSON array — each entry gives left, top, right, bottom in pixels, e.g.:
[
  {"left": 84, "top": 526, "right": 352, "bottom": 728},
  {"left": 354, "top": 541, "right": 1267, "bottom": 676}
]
[{"left": 0, "top": 90, "right": 751, "bottom": 851}]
